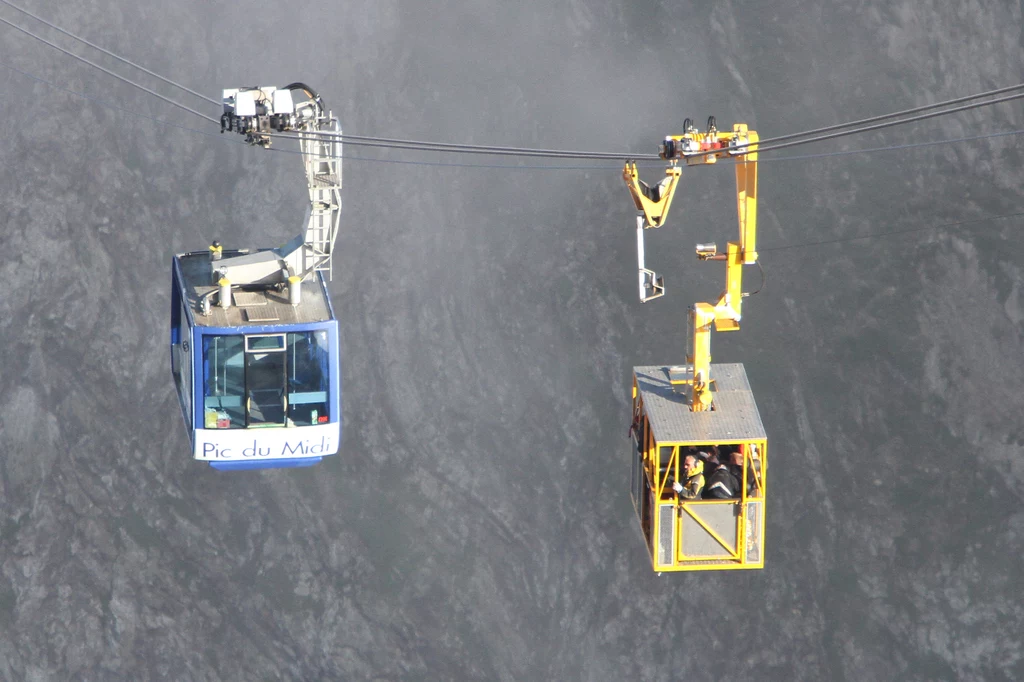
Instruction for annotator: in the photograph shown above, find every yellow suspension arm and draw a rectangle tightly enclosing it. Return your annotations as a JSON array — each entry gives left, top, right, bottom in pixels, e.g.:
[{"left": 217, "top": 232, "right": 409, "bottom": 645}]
[
  {"left": 625, "top": 120, "right": 758, "bottom": 412},
  {"left": 623, "top": 162, "right": 681, "bottom": 229},
  {"left": 688, "top": 124, "right": 758, "bottom": 410}
]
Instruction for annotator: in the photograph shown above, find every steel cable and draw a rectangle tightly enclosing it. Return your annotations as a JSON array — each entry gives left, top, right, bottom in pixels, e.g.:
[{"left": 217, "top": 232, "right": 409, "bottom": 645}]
[
  {"left": 0, "top": 14, "right": 218, "bottom": 123},
  {"left": 0, "top": 0, "right": 219, "bottom": 106}
]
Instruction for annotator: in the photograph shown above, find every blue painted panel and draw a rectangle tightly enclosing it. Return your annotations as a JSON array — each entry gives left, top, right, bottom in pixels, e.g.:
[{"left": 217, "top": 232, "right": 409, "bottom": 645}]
[{"left": 209, "top": 457, "right": 322, "bottom": 471}]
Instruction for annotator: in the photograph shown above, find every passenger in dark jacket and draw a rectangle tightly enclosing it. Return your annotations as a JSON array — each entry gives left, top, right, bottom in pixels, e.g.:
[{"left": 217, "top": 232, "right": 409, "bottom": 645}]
[
  {"left": 728, "top": 449, "right": 761, "bottom": 497},
  {"left": 703, "top": 463, "right": 740, "bottom": 499}
]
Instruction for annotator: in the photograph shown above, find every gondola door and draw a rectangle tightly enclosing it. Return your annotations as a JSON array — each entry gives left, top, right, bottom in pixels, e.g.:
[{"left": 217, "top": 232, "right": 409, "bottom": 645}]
[{"left": 244, "top": 334, "right": 288, "bottom": 427}]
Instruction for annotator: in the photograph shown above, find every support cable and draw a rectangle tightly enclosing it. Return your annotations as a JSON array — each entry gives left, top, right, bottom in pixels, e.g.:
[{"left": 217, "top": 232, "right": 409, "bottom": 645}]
[
  {"left": 0, "top": 14, "right": 218, "bottom": 123},
  {"left": 4, "top": 57, "right": 1023, "bottom": 172},
  {"left": 0, "top": 58, "right": 231, "bottom": 140},
  {"left": 689, "top": 90, "right": 1024, "bottom": 159},
  {"left": 761, "top": 127, "right": 1024, "bottom": 163},
  {"left": 264, "top": 129, "right": 659, "bottom": 160},
  {"left": 266, "top": 85, "right": 1024, "bottom": 160},
  {"left": 2, "top": 55, "right": 1021, "bottom": 261},
  {"left": 754, "top": 82, "right": 1024, "bottom": 148},
  {"left": 5, "top": 4, "right": 1020, "bottom": 163},
  {"left": 0, "top": 0, "right": 219, "bottom": 106}
]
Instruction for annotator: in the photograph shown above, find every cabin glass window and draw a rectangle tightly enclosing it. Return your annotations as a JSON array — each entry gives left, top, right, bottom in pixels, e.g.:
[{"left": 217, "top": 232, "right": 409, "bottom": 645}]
[
  {"left": 286, "top": 330, "right": 330, "bottom": 426},
  {"left": 245, "top": 340, "right": 287, "bottom": 427},
  {"left": 201, "top": 331, "right": 330, "bottom": 429},
  {"left": 202, "top": 335, "right": 246, "bottom": 428}
]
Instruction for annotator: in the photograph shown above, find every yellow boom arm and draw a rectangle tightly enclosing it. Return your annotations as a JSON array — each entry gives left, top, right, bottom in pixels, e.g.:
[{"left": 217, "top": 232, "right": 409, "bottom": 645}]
[{"left": 623, "top": 120, "right": 759, "bottom": 411}]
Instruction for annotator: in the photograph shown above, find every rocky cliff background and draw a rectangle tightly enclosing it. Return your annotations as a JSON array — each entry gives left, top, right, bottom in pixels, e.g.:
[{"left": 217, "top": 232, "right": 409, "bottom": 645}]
[{"left": 0, "top": 1, "right": 1022, "bottom": 680}]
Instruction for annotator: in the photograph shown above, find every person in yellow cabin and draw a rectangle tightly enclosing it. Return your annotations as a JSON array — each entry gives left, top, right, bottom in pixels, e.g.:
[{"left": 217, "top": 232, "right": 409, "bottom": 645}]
[{"left": 672, "top": 454, "right": 704, "bottom": 500}]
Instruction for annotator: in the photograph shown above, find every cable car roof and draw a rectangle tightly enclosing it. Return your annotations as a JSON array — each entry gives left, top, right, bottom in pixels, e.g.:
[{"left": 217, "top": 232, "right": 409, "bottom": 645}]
[
  {"left": 175, "top": 250, "right": 334, "bottom": 328},
  {"left": 634, "top": 363, "right": 767, "bottom": 444}
]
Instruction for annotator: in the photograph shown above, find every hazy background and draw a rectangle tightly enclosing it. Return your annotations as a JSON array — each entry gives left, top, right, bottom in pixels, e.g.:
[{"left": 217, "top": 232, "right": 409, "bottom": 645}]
[{"left": 1, "top": 1, "right": 1023, "bottom": 680}]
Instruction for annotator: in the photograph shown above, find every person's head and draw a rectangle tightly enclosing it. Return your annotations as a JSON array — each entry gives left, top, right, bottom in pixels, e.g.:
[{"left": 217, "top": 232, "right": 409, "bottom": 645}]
[
  {"left": 730, "top": 450, "right": 744, "bottom": 466},
  {"left": 683, "top": 455, "right": 698, "bottom": 475}
]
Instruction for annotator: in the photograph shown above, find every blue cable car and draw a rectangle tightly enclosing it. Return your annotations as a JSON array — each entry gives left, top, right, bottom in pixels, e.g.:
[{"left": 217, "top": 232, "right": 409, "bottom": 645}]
[
  {"left": 170, "top": 84, "right": 344, "bottom": 470},
  {"left": 170, "top": 245, "right": 341, "bottom": 470}
]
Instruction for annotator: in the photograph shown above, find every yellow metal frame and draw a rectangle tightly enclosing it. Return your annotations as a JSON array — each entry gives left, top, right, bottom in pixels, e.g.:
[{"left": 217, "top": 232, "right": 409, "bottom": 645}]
[
  {"left": 623, "top": 163, "right": 681, "bottom": 229},
  {"left": 623, "top": 123, "right": 759, "bottom": 412},
  {"left": 630, "top": 384, "right": 767, "bottom": 572},
  {"left": 654, "top": 441, "right": 765, "bottom": 572}
]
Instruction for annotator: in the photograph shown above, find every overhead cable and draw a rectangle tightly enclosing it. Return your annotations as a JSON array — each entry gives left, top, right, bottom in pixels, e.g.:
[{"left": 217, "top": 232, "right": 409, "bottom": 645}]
[
  {"left": 762, "top": 127, "right": 1024, "bottom": 162},
  {"left": 0, "top": 5, "right": 649, "bottom": 161},
  {"left": 0, "top": 0, "right": 219, "bottom": 106},
  {"left": 266, "top": 129, "right": 659, "bottom": 160},
  {"left": 5, "top": 58, "right": 1023, "bottom": 173},
  {"left": 266, "top": 84, "right": 1024, "bottom": 161},
  {"left": 9, "top": 3, "right": 1019, "bottom": 165},
  {"left": 0, "top": 14, "right": 218, "bottom": 123},
  {"left": 0, "top": 59, "right": 232, "bottom": 141},
  {"left": 751, "top": 90, "right": 1024, "bottom": 155},
  {"left": 755, "top": 82, "right": 1024, "bottom": 148}
]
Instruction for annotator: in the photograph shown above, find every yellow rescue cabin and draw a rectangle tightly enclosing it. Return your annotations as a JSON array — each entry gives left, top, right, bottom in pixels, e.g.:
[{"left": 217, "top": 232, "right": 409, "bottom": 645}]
[
  {"left": 624, "top": 118, "right": 767, "bottom": 572},
  {"left": 630, "top": 365, "right": 766, "bottom": 571}
]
